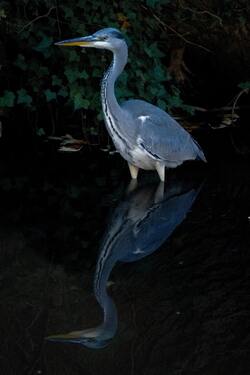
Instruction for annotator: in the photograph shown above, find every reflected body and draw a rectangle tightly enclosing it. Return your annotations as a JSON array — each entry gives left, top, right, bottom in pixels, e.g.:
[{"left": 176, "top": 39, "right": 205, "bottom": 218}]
[
  {"left": 55, "top": 28, "right": 206, "bottom": 182},
  {"left": 48, "top": 178, "right": 202, "bottom": 348}
]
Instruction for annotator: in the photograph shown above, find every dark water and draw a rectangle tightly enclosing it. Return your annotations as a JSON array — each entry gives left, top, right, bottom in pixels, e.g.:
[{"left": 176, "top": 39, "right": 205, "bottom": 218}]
[{"left": 0, "top": 152, "right": 250, "bottom": 375}]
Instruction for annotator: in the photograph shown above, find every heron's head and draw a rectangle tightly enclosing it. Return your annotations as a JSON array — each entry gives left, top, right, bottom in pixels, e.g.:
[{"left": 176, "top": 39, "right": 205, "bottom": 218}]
[
  {"left": 55, "top": 28, "right": 126, "bottom": 51},
  {"left": 46, "top": 327, "right": 112, "bottom": 349}
]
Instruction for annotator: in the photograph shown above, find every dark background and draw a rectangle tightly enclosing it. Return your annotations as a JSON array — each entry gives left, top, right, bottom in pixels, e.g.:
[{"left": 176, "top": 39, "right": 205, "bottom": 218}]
[
  {"left": 0, "top": 0, "right": 250, "bottom": 155},
  {"left": 0, "top": 1, "right": 250, "bottom": 374}
]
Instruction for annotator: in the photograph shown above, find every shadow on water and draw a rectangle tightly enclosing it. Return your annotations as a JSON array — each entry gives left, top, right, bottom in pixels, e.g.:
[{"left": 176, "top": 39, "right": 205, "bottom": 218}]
[{"left": 47, "top": 177, "right": 202, "bottom": 348}]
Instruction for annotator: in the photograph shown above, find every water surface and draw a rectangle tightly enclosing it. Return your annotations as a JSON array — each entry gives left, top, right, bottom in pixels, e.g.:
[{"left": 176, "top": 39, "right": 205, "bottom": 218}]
[{"left": 0, "top": 154, "right": 249, "bottom": 375}]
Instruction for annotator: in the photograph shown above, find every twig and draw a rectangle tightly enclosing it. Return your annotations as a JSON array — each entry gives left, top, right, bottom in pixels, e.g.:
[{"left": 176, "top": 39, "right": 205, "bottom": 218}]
[
  {"left": 180, "top": 4, "right": 223, "bottom": 26},
  {"left": 55, "top": 0, "right": 62, "bottom": 37},
  {"left": 231, "top": 88, "right": 249, "bottom": 120},
  {"left": 155, "top": 14, "right": 211, "bottom": 53},
  {"left": 229, "top": 88, "right": 250, "bottom": 155},
  {"left": 18, "top": 7, "right": 56, "bottom": 34},
  {"left": 229, "top": 131, "right": 250, "bottom": 155},
  {"left": 141, "top": 5, "right": 212, "bottom": 53},
  {"left": 209, "top": 106, "right": 241, "bottom": 113},
  {"left": 184, "top": 105, "right": 207, "bottom": 112}
]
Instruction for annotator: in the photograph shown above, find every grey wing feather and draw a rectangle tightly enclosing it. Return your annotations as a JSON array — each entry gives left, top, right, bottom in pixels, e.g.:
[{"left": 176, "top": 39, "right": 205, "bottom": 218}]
[
  {"left": 122, "top": 99, "right": 206, "bottom": 164},
  {"left": 132, "top": 188, "right": 199, "bottom": 255}
]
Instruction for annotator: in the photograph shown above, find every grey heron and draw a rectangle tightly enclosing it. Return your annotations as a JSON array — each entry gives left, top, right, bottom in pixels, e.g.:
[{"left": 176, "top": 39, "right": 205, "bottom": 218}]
[
  {"left": 55, "top": 28, "right": 206, "bottom": 182},
  {"left": 47, "top": 178, "right": 202, "bottom": 348}
]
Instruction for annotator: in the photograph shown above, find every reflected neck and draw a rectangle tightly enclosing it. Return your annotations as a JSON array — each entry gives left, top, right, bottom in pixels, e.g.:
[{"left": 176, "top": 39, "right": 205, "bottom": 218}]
[{"left": 94, "top": 253, "right": 118, "bottom": 335}]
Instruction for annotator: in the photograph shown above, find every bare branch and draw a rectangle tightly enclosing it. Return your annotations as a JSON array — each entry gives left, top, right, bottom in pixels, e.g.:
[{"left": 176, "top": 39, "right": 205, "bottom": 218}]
[
  {"left": 232, "top": 88, "right": 249, "bottom": 119},
  {"left": 180, "top": 3, "right": 223, "bottom": 27},
  {"left": 55, "top": 0, "right": 62, "bottom": 37},
  {"left": 141, "top": 5, "right": 212, "bottom": 53},
  {"left": 18, "top": 7, "right": 56, "bottom": 34}
]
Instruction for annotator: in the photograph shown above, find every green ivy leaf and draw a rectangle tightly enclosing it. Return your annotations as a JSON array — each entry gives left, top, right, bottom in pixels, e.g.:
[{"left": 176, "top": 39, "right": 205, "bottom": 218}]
[
  {"left": 34, "top": 35, "right": 53, "bottom": 57},
  {"left": 79, "top": 70, "right": 89, "bottom": 79},
  {"left": 0, "top": 91, "right": 15, "bottom": 107},
  {"left": 181, "top": 104, "right": 195, "bottom": 115},
  {"left": 36, "top": 128, "right": 46, "bottom": 136},
  {"left": 15, "top": 54, "right": 27, "bottom": 71},
  {"left": 64, "top": 67, "right": 79, "bottom": 83},
  {"left": 73, "top": 92, "right": 90, "bottom": 110},
  {"left": 63, "top": 6, "right": 74, "bottom": 19},
  {"left": 68, "top": 50, "right": 80, "bottom": 62},
  {"left": 97, "top": 111, "right": 104, "bottom": 121},
  {"left": 93, "top": 68, "right": 101, "bottom": 77},
  {"left": 38, "top": 66, "right": 49, "bottom": 77},
  {"left": 68, "top": 185, "right": 81, "bottom": 199},
  {"left": 146, "top": 0, "right": 157, "bottom": 7},
  {"left": 146, "top": 0, "right": 167, "bottom": 7},
  {"left": 64, "top": 67, "right": 89, "bottom": 83},
  {"left": 52, "top": 75, "right": 63, "bottom": 86},
  {"left": 76, "top": 0, "right": 86, "bottom": 9},
  {"left": 145, "top": 43, "right": 165, "bottom": 58},
  {"left": 35, "top": 35, "right": 53, "bottom": 50},
  {"left": 58, "top": 87, "right": 68, "bottom": 97},
  {"left": 152, "top": 65, "right": 168, "bottom": 82},
  {"left": 44, "top": 89, "right": 57, "bottom": 102},
  {"left": 0, "top": 9, "right": 7, "bottom": 19},
  {"left": 157, "top": 98, "right": 167, "bottom": 110},
  {"left": 89, "top": 126, "right": 99, "bottom": 135},
  {"left": 238, "top": 81, "right": 250, "bottom": 89},
  {"left": 116, "top": 86, "right": 133, "bottom": 99},
  {"left": 29, "top": 60, "right": 39, "bottom": 72},
  {"left": 17, "top": 89, "right": 32, "bottom": 106},
  {"left": 167, "top": 94, "right": 182, "bottom": 108}
]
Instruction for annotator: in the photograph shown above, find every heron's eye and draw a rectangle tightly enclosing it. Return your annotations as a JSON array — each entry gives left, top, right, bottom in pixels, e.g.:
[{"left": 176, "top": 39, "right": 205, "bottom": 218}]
[{"left": 99, "top": 36, "right": 108, "bottom": 41}]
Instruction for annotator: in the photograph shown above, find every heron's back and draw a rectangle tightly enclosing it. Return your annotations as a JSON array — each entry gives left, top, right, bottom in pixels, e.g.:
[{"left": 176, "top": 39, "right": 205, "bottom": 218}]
[{"left": 122, "top": 99, "right": 206, "bottom": 166}]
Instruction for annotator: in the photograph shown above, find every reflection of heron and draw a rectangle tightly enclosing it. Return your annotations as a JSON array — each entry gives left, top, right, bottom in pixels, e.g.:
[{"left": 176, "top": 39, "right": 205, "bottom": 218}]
[
  {"left": 55, "top": 28, "right": 206, "bottom": 182},
  {"left": 47, "top": 178, "right": 202, "bottom": 348}
]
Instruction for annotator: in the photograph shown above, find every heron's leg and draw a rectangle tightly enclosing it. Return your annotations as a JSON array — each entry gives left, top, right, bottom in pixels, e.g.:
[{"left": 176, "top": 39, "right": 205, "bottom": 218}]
[
  {"left": 155, "top": 162, "right": 165, "bottom": 182},
  {"left": 154, "top": 182, "right": 164, "bottom": 202},
  {"left": 126, "top": 179, "right": 138, "bottom": 194},
  {"left": 128, "top": 163, "right": 139, "bottom": 179}
]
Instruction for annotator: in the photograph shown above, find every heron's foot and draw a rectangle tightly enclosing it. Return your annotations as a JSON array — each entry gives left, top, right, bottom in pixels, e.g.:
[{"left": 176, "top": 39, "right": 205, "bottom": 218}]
[
  {"left": 155, "top": 162, "right": 165, "bottom": 182},
  {"left": 128, "top": 163, "right": 139, "bottom": 180}
]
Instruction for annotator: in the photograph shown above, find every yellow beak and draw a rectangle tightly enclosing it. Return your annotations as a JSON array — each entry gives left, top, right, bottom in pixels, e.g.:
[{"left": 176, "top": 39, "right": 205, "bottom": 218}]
[{"left": 54, "top": 35, "right": 98, "bottom": 47}]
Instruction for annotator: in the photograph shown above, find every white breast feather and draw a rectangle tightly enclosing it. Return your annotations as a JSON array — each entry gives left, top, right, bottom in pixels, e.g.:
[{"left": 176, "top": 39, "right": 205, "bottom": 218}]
[{"left": 104, "top": 106, "right": 126, "bottom": 153}]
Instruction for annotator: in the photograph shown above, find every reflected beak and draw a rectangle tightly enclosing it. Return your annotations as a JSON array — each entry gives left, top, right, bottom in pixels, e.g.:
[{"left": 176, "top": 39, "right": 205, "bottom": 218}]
[
  {"left": 55, "top": 35, "right": 98, "bottom": 47},
  {"left": 46, "top": 330, "right": 84, "bottom": 343},
  {"left": 46, "top": 329, "right": 110, "bottom": 349}
]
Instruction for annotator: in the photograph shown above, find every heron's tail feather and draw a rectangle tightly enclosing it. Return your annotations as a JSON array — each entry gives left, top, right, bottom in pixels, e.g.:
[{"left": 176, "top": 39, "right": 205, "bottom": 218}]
[
  {"left": 196, "top": 149, "right": 207, "bottom": 162},
  {"left": 192, "top": 138, "right": 207, "bottom": 162}
]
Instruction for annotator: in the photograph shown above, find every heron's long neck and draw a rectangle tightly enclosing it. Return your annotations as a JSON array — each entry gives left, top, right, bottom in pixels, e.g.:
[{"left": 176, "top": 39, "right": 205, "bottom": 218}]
[
  {"left": 93, "top": 247, "right": 118, "bottom": 334},
  {"left": 101, "top": 45, "right": 128, "bottom": 119}
]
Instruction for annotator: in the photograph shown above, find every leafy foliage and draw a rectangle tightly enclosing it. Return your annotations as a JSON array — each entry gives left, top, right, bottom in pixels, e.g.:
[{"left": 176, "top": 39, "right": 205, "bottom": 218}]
[
  {"left": 1, "top": 0, "right": 250, "bottom": 137},
  {"left": 0, "top": 90, "right": 15, "bottom": 107},
  {"left": 238, "top": 82, "right": 250, "bottom": 90}
]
